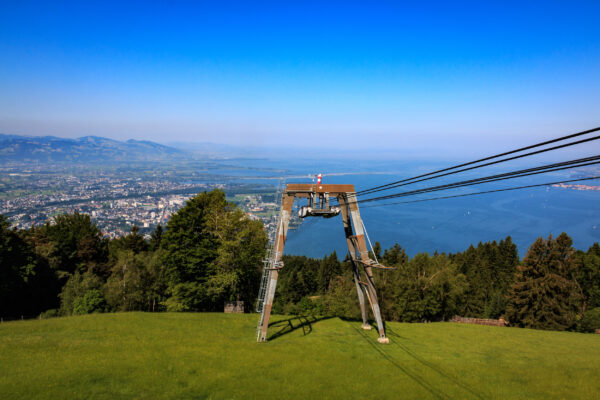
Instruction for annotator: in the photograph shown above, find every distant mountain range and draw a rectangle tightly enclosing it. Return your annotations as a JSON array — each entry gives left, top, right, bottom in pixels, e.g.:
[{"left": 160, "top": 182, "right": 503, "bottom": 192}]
[{"left": 0, "top": 134, "right": 190, "bottom": 163}]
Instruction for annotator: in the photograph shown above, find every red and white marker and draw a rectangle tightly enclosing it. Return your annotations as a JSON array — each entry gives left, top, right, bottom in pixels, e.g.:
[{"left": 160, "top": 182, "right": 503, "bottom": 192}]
[{"left": 317, "top": 173, "right": 322, "bottom": 185}]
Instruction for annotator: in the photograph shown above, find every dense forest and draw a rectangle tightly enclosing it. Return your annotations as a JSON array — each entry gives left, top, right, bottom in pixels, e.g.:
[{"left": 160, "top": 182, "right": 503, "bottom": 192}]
[{"left": 1, "top": 189, "right": 599, "bottom": 333}]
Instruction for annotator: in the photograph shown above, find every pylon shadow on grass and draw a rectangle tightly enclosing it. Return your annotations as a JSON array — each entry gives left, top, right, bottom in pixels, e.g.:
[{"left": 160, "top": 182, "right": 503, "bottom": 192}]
[
  {"left": 348, "top": 323, "right": 450, "bottom": 400},
  {"left": 336, "top": 318, "right": 485, "bottom": 399},
  {"left": 384, "top": 326, "right": 486, "bottom": 400},
  {"left": 267, "top": 315, "right": 334, "bottom": 341}
]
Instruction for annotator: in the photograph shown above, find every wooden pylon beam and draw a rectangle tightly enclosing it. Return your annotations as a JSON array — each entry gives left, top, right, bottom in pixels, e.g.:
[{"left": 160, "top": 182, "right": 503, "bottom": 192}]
[{"left": 257, "top": 183, "right": 390, "bottom": 344}]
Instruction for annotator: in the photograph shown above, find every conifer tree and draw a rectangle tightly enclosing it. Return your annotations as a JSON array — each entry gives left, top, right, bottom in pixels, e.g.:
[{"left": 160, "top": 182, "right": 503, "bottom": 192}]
[
  {"left": 0, "top": 215, "right": 57, "bottom": 317},
  {"left": 318, "top": 251, "right": 341, "bottom": 293},
  {"left": 150, "top": 224, "right": 163, "bottom": 251},
  {"left": 506, "top": 233, "right": 582, "bottom": 330},
  {"left": 382, "top": 243, "right": 408, "bottom": 267},
  {"left": 578, "top": 243, "right": 600, "bottom": 310},
  {"left": 109, "top": 225, "right": 148, "bottom": 257},
  {"left": 35, "top": 212, "right": 108, "bottom": 278}
]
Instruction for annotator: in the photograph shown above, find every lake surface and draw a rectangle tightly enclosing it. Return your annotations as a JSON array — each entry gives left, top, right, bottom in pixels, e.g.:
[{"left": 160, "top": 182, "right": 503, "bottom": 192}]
[
  {"left": 227, "top": 158, "right": 600, "bottom": 258},
  {"left": 285, "top": 175, "right": 599, "bottom": 258}
]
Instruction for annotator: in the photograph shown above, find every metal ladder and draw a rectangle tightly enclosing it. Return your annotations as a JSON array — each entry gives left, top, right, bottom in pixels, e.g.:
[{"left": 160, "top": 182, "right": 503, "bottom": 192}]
[
  {"left": 255, "top": 249, "right": 273, "bottom": 314},
  {"left": 256, "top": 178, "right": 285, "bottom": 339}
]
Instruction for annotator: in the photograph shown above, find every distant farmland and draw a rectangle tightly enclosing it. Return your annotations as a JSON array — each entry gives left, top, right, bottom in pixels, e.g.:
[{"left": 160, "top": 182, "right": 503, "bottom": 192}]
[{"left": 1, "top": 313, "right": 599, "bottom": 399}]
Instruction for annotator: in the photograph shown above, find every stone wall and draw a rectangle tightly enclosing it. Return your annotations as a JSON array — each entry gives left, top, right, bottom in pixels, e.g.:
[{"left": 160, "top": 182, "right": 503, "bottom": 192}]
[
  {"left": 224, "top": 301, "right": 244, "bottom": 313},
  {"left": 451, "top": 315, "right": 508, "bottom": 327}
]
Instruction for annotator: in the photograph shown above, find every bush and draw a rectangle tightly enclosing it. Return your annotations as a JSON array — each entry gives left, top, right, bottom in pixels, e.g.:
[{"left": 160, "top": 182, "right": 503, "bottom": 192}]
[
  {"left": 73, "top": 290, "right": 107, "bottom": 315},
  {"left": 323, "top": 276, "right": 361, "bottom": 319},
  {"left": 39, "top": 309, "right": 59, "bottom": 319},
  {"left": 296, "top": 296, "right": 324, "bottom": 316},
  {"left": 162, "top": 282, "right": 208, "bottom": 312},
  {"left": 59, "top": 272, "right": 104, "bottom": 315},
  {"left": 577, "top": 308, "right": 600, "bottom": 333}
]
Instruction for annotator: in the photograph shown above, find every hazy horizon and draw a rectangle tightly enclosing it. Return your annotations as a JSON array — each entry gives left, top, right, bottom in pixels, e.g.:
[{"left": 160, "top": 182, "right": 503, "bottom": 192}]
[
  {"left": 1, "top": 129, "right": 595, "bottom": 163},
  {"left": 1, "top": 1, "right": 600, "bottom": 157}
]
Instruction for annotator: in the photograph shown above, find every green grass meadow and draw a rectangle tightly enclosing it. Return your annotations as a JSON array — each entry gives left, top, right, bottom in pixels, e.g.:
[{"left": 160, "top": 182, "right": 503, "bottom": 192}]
[{"left": 0, "top": 313, "right": 599, "bottom": 399}]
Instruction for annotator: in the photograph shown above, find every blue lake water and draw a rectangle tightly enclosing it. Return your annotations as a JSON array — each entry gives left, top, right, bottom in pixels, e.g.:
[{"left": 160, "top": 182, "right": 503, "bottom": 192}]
[{"left": 226, "top": 159, "right": 600, "bottom": 258}]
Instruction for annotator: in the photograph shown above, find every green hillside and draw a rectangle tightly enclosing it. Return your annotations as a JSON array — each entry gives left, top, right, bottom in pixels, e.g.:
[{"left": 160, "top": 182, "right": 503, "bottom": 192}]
[{"left": 1, "top": 313, "right": 599, "bottom": 399}]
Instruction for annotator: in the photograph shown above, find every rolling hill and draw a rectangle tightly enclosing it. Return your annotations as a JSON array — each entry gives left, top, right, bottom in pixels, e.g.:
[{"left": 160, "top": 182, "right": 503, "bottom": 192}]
[
  {"left": 0, "top": 134, "right": 189, "bottom": 163},
  {"left": 0, "top": 312, "right": 599, "bottom": 399}
]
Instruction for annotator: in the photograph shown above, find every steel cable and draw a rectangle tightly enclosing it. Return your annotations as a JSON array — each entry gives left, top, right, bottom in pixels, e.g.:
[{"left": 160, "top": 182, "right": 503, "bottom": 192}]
[
  {"left": 333, "top": 155, "right": 600, "bottom": 206},
  {"left": 358, "top": 175, "right": 600, "bottom": 208},
  {"left": 357, "top": 134, "right": 600, "bottom": 196},
  {"left": 355, "top": 126, "right": 600, "bottom": 196},
  {"left": 358, "top": 159, "right": 600, "bottom": 204}
]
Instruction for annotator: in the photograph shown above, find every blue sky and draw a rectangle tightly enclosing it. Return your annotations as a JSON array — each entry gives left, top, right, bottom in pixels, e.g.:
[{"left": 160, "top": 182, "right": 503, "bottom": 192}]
[{"left": 1, "top": 1, "right": 599, "bottom": 156}]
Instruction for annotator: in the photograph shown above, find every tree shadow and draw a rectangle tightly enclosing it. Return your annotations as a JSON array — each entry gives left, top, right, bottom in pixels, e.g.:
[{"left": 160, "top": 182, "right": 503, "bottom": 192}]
[{"left": 267, "top": 315, "right": 334, "bottom": 341}]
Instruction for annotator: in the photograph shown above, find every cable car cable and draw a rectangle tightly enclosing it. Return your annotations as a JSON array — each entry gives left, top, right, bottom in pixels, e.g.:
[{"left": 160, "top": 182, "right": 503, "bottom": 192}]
[
  {"left": 355, "top": 126, "right": 600, "bottom": 196},
  {"left": 335, "top": 155, "right": 600, "bottom": 206},
  {"left": 357, "top": 158, "right": 600, "bottom": 204},
  {"left": 358, "top": 175, "right": 600, "bottom": 208},
  {"left": 356, "top": 134, "right": 600, "bottom": 196}
]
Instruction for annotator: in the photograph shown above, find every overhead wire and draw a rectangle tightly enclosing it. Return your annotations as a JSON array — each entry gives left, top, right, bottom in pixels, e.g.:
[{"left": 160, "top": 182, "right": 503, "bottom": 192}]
[
  {"left": 355, "top": 126, "right": 600, "bottom": 196},
  {"left": 334, "top": 155, "right": 600, "bottom": 206},
  {"left": 357, "top": 158, "right": 600, "bottom": 204},
  {"left": 358, "top": 175, "right": 600, "bottom": 208},
  {"left": 357, "top": 133, "right": 600, "bottom": 196}
]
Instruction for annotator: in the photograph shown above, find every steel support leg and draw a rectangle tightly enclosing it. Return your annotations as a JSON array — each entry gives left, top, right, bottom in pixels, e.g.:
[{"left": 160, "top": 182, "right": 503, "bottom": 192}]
[
  {"left": 258, "top": 194, "right": 294, "bottom": 342},
  {"left": 352, "top": 263, "right": 370, "bottom": 329},
  {"left": 340, "top": 196, "right": 370, "bottom": 329},
  {"left": 364, "top": 268, "right": 388, "bottom": 343},
  {"left": 345, "top": 193, "right": 389, "bottom": 343}
]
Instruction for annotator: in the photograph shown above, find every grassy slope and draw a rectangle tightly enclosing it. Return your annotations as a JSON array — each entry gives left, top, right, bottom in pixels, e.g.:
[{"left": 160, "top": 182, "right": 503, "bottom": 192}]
[{"left": 0, "top": 313, "right": 599, "bottom": 399}]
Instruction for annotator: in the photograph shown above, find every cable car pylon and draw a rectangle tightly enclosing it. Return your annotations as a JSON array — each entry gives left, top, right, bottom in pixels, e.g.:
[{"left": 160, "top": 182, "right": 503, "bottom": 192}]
[{"left": 256, "top": 178, "right": 393, "bottom": 344}]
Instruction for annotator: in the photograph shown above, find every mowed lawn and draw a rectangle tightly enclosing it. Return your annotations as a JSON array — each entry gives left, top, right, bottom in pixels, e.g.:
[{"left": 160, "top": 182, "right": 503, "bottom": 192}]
[{"left": 1, "top": 313, "right": 599, "bottom": 399}]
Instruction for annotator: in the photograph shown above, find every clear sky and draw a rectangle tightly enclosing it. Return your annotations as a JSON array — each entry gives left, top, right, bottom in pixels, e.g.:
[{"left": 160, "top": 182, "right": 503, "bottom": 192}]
[{"left": 1, "top": 1, "right": 599, "bottom": 155}]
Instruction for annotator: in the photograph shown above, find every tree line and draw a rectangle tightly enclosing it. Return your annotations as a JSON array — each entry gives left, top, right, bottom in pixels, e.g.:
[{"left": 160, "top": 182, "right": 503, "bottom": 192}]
[
  {"left": 274, "top": 235, "right": 600, "bottom": 332},
  {"left": 0, "top": 190, "right": 266, "bottom": 319},
  {"left": 1, "top": 189, "right": 599, "bottom": 333}
]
